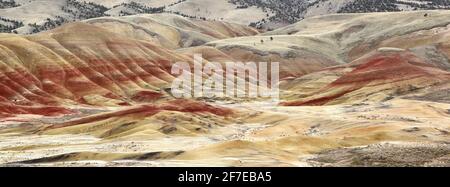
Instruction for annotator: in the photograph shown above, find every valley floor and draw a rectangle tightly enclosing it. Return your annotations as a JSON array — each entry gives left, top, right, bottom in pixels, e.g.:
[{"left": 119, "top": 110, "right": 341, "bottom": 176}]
[{"left": 0, "top": 98, "right": 448, "bottom": 167}]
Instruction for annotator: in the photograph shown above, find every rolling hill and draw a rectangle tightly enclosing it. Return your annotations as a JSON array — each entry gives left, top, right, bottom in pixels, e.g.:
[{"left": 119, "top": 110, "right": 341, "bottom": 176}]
[
  {"left": 0, "top": 10, "right": 449, "bottom": 167},
  {"left": 1, "top": 0, "right": 450, "bottom": 34}
]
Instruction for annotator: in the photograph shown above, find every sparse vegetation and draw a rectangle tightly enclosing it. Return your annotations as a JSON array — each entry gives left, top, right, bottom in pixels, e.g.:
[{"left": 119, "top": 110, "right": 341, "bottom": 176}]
[
  {"left": 0, "top": 0, "right": 19, "bottom": 9},
  {"left": 28, "top": 17, "right": 68, "bottom": 34},
  {"left": 3, "top": 0, "right": 450, "bottom": 33},
  {"left": 114, "top": 2, "right": 164, "bottom": 16},
  {"left": 338, "top": 0, "right": 400, "bottom": 13},
  {"left": 229, "top": 0, "right": 311, "bottom": 28},
  {"left": 28, "top": 0, "right": 109, "bottom": 34},
  {"left": 231, "top": 0, "right": 450, "bottom": 28},
  {"left": 62, "top": 0, "right": 109, "bottom": 19},
  {"left": 0, "top": 16, "right": 23, "bottom": 33}
]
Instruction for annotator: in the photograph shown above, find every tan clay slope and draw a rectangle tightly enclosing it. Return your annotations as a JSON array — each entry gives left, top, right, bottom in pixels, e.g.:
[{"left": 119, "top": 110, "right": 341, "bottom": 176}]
[
  {"left": 3, "top": 11, "right": 450, "bottom": 116},
  {"left": 84, "top": 13, "right": 259, "bottom": 49},
  {"left": 207, "top": 33, "right": 340, "bottom": 79},
  {"left": 39, "top": 99, "right": 235, "bottom": 139},
  {"left": 265, "top": 10, "right": 450, "bottom": 62},
  {"left": 205, "top": 11, "right": 450, "bottom": 79},
  {"left": 0, "top": 27, "right": 164, "bottom": 116},
  {"left": 0, "top": 14, "right": 260, "bottom": 117},
  {"left": 0, "top": 24, "right": 185, "bottom": 116},
  {"left": 276, "top": 11, "right": 450, "bottom": 106}
]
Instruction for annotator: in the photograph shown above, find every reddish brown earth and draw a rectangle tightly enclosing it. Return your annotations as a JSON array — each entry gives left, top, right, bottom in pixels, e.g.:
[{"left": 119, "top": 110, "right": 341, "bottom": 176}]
[
  {"left": 0, "top": 18, "right": 258, "bottom": 117},
  {"left": 0, "top": 12, "right": 449, "bottom": 167},
  {"left": 43, "top": 99, "right": 232, "bottom": 130},
  {"left": 282, "top": 50, "right": 450, "bottom": 106}
]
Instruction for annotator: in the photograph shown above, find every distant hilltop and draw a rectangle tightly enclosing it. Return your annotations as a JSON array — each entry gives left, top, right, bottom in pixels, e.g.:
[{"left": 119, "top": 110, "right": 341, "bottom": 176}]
[{"left": 1, "top": 0, "right": 450, "bottom": 34}]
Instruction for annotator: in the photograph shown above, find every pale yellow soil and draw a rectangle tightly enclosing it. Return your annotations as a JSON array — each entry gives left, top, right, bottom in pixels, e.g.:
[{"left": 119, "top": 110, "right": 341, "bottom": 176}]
[{"left": 0, "top": 98, "right": 448, "bottom": 167}]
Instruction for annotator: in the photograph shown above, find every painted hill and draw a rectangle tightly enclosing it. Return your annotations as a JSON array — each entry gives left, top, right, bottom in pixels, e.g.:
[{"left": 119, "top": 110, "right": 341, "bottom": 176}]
[
  {"left": 0, "top": 14, "right": 257, "bottom": 117},
  {"left": 275, "top": 11, "right": 450, "bottom": 105},
  {"left": 207, "top": 11, "right": 450, "bottom": 78},
  {"left": 0, "top": 11, "right": 450, "bottom": 167},
  {"left": 282, "top": 49, "right": 450, "bottom": 106}
]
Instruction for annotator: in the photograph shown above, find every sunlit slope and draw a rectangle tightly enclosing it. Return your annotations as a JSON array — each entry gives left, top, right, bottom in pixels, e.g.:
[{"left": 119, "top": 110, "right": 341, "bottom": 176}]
[
  {"left": 0, "top": 14, "right": 258, "bottom": 117},
  {"left": 85, "top": 13, "right": 258, "bottom": 49},
  {"left": 207, "top": 11, "right": 450, "bottom": 78},
  {"left": 282, "top": 49, "right": 450, "bottom": 106}
]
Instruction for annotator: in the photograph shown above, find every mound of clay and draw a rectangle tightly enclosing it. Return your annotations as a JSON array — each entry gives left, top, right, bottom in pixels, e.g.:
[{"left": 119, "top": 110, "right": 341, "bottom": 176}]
[
  {"left": 44, "top": 99, "right": 232, "bottom": 130},
  {"left": 283, "top": 50, "right": 450, "bottom": 106},
  {"left": 0, "top": 14, "right": 258, "bottom": 117}
]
